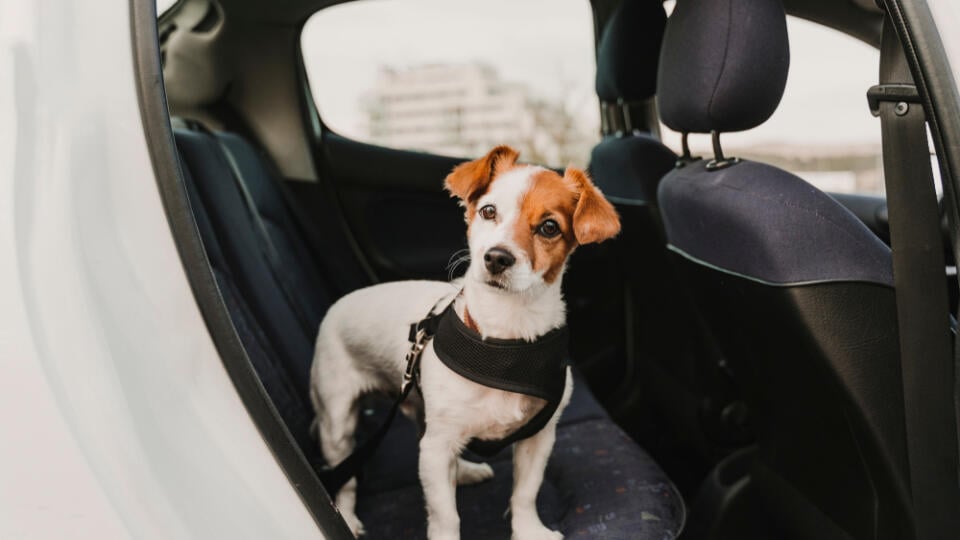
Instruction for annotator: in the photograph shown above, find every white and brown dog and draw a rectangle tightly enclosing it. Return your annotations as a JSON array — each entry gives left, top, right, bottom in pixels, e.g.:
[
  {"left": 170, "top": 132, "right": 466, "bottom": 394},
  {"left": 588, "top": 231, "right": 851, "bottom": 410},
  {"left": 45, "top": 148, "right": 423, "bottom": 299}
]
[{"left": 310, "top": 145, "right": 620, "bottom": 540}]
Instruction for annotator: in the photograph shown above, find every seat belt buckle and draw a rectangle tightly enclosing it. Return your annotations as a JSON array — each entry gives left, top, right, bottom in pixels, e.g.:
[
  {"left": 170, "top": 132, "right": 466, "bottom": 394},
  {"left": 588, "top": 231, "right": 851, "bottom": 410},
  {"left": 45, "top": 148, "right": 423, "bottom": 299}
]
[{"left": 867, "top": 83, "right": 921, "bottom": 117}]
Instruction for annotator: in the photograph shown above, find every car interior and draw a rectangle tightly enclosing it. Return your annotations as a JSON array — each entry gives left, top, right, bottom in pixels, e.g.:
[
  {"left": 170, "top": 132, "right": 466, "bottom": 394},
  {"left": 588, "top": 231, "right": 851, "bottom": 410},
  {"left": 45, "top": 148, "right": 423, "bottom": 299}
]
[{"left": 151, "top": 0, "right": 959, "bottom": 538}]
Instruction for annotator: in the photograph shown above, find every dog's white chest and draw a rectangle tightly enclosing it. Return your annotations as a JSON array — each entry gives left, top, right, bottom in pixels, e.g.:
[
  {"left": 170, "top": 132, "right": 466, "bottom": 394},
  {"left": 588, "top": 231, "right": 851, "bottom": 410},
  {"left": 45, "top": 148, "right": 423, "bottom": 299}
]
[
  {"left": 465, "top": 388, "right": 547, "bottom": 440},
  {"left": 420, "top": 352, "right": 551, "bottom": 442}
]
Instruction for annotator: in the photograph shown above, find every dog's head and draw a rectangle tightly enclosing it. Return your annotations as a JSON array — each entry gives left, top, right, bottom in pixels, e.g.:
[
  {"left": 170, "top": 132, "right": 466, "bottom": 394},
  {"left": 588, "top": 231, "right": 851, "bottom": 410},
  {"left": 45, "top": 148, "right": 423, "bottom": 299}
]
[{"left": 444, "top": 145, "right": 621, "bottom": 294}]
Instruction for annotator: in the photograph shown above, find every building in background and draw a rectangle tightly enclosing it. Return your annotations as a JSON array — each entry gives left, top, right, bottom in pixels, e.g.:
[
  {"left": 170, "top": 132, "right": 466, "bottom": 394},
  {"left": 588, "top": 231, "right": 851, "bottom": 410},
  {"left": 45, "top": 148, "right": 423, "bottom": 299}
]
[{"left": 361, "top": 63, "right": 595, "bottom": 166}]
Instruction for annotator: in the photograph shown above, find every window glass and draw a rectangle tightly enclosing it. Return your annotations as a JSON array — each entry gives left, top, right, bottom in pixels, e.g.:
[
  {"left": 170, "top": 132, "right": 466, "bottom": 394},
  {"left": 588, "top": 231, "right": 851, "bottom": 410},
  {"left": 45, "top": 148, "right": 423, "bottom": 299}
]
[
  {"left": 157, "top": 0, "right": 179, "bottom": 15},
  {"left": 928, "top": 0, "right": 960, "bottom": 93},
  {"left": 301, "top": 0, "right": 599, "bottom": 167},
  {"left": 661, "top": 15, "right": 885, "bottom": 195}
]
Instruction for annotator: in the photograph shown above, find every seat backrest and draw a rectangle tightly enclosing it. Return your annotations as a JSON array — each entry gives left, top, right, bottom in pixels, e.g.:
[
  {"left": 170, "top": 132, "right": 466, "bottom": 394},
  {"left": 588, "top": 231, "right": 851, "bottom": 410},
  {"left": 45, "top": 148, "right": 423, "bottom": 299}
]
[
  {"left": 174, "top": 127, "right": 368, "bottom": 466},
  {"left": 179, "top": 159, "right": 317, "bottom": 453},
  {"left": 574, "top": 0, "right": 749, "bottom": 486},
  {"left": 175, "top": 129, "right": 316, "bottom": 385},
  {"left": 589, "top": 0, "right": 676, "bottom": 202},
  {"left": 656, "top": 1, "right": 913, "bottom": 538}
]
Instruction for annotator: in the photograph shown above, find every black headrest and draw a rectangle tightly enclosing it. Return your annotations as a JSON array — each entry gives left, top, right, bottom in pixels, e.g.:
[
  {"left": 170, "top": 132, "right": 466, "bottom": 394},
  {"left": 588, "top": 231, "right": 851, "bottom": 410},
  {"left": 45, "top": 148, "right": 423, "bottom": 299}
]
[
  {"left": 657, "top": 0, "right": 790, "bottom": 133},
  {"left": 596, "top": 0, "right": 668, "bottom": 103}
]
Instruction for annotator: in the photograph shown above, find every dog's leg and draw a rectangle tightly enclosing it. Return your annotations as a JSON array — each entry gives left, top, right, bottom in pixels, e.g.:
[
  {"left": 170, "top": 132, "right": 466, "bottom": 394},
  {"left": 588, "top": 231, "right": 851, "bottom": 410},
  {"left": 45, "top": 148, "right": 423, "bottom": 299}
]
[
  {"left": 510, "top": 373, "right": 572, "bottom": 540},
  {"left": 419, "top": 431, "right": 462, "bottom": 540},
  {"left": 509, "top": 424, "right": 563, "bottom": 540},
  {"left": 401, "top": 400, "right": 490, "bottom": 486},
  {"left": 456, "top": 458, "right": 494, "bottom": 485},
  {"left": 316, "top": 387, "right": 364, "bottom": 537}
]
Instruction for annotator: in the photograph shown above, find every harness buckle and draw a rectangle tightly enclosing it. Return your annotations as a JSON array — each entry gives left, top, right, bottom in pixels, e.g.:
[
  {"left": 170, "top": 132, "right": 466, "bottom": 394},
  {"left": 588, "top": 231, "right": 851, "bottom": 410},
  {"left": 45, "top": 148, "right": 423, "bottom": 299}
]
[{"left": 402, "top": 328, "right": 429, "bottom": 393}]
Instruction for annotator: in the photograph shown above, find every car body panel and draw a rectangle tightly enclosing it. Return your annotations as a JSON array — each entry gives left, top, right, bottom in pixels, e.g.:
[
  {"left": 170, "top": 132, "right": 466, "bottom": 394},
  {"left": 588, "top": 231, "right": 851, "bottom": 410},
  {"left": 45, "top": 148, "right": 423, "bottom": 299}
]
[{"left": 0, "top": 1, "right": 322, "bottom": 537}]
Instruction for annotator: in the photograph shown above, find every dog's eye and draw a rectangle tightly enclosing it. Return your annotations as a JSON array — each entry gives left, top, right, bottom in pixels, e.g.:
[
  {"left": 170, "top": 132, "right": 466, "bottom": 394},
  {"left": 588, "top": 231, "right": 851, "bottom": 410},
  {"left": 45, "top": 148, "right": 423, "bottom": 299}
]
[
  {"left": 537, "top": 219, "right": 560, "bottom": 238},
  {"left": 479, "top": 205, "right": 497, "bottom": 220}
]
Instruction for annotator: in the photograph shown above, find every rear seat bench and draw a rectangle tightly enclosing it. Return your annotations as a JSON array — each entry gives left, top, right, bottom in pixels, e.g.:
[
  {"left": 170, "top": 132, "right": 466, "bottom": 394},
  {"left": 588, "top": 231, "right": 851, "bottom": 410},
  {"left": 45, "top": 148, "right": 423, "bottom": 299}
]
[{"left": 173, "top": 125, "right": 685, "bottom": 539}]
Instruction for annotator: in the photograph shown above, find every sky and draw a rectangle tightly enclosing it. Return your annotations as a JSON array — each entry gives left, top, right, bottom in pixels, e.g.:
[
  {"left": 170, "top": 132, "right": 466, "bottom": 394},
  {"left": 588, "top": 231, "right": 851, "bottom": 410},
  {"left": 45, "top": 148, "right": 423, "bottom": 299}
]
[{"left": 928, "top": 0, "right": 960, "bottom": 96}]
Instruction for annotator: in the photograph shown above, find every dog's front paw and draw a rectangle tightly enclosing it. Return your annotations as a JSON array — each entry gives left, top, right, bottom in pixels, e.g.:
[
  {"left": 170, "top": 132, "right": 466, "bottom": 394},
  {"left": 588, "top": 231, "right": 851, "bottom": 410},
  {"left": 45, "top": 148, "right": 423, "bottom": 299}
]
[
  {"left": 456, "top": 459, "right": 494, "bottom": 485},
  {"left": 511, "top": 522, "right": 563, "bottom": 540},
  {"left": 341, "top": 512, "right": 366, "bottom": 538}
]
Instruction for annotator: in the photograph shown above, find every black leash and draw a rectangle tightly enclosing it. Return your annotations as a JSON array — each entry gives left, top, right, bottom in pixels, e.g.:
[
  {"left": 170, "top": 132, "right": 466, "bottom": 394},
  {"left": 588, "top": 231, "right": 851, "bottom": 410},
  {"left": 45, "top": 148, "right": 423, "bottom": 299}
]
[{"left": 318, "top": 294, "right": 454, "bottom": 495}]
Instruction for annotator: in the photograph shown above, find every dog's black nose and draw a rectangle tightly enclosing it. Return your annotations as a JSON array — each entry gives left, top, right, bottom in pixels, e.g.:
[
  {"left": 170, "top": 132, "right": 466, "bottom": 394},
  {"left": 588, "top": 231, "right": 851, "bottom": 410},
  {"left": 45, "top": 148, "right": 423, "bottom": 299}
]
[{"left": 484, "top": 247, "right": 516, "bottom": 275}]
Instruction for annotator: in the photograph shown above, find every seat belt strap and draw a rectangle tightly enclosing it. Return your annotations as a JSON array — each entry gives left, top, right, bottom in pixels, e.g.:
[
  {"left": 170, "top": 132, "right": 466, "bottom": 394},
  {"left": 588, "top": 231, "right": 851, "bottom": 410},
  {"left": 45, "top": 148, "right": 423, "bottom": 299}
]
[
  {"left": 875, "top": 15, "right": 960, "bottom": 538},
  {"left": 213, "top": 134, "right": 318, "bottom": 339}
]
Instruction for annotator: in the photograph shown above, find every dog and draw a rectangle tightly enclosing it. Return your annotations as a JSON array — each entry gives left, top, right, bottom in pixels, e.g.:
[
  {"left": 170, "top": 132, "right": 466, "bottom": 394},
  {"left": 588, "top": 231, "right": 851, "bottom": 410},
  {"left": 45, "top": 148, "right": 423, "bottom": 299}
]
[{"left": 310, "top": 145, "right": 621, "bottom": 540}]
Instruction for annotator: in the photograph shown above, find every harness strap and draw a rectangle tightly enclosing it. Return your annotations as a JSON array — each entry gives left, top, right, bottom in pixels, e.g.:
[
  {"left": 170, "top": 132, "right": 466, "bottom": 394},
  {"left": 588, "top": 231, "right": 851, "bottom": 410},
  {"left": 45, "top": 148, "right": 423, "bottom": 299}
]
[{"left": 203, "top": 126, "right": 317, "bottom": 338}]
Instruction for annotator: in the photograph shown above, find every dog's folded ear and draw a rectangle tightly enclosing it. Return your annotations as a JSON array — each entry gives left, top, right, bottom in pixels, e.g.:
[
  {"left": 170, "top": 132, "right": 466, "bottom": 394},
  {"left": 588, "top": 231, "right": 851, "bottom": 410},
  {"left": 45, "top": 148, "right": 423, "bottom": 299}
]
[
  {"left": 445, "top": 145, "right": 520, "bottom": 204},
  {"left": 566, "top": 167, "right": 621, "bottom": 245}
]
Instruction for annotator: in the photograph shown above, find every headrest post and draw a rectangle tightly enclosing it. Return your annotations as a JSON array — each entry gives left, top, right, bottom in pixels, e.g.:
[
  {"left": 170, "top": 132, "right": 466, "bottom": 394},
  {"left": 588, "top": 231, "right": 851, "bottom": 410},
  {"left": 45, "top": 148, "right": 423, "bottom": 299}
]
[
  {"left": 711, "top": 130, "right": 725, "bottom": 161},
  {"left": 675, "top": 132, "right": 703, "bottom": 169},
  {"left": 619, "top": 98, "right": 633, "bottom": 133},
  {"left": 706, "top": 130, "right": 741, "bottom": 171}
]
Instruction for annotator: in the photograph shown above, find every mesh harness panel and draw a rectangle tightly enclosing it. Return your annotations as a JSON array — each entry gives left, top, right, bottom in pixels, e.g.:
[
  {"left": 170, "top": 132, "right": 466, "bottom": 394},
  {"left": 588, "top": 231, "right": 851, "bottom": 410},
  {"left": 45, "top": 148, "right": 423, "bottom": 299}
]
[{"left": 419, "top": 305, "right": 570, "bottom": 456}]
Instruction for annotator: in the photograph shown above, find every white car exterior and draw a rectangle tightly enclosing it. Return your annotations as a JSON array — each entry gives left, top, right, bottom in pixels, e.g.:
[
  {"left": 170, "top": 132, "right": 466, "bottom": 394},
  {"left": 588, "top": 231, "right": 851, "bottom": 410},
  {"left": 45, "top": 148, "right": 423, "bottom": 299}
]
[
  {"left": 0, "top": 1, "right": 322, "bottom": 537},
  {"left": 3, "top": 0, "right": 960, "bottom": 538}
]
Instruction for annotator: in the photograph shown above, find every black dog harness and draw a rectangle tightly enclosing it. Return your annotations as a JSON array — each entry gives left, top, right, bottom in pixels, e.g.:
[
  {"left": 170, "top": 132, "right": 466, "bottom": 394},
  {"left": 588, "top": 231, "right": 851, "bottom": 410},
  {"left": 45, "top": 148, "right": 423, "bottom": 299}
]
[
  {"left": 414, "top": 304, "right": 569, "bottom": 455},
  {"left": 319, "top": 296, "right": 569, "bottom": 494}
]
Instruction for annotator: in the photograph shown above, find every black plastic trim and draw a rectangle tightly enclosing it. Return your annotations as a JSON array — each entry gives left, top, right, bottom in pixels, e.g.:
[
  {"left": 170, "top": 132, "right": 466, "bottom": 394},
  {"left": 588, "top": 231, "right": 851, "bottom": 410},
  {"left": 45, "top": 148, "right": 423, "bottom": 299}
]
[
  {"left": 876, "top": 2, "right": 960, "bottom": 537},
  {"left": 130, "top": 1, "right": 352, "bottom": 537},
  {"left": 888, "top": 0, "right": 960, "bottom": 286}
]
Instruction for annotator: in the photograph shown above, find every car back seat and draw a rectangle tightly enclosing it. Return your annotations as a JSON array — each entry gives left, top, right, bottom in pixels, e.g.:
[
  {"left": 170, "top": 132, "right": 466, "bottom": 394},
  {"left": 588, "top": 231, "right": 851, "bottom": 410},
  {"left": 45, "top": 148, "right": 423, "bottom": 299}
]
[
  {"left": 585, "top": 0, "right": 749, "bottom": 490},
  {"left": 172, "top": 124, "right": 685, "bottom": 538}
]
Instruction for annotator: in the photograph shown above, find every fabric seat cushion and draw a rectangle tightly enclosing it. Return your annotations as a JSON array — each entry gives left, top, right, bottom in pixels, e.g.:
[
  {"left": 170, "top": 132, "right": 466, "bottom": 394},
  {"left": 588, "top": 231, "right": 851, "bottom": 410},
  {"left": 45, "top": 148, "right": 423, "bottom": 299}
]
[
  {"left": 355, "top": 371, "right": 684, "bottom": 539},
  {"left": 357, "top": 416, "right": 684, "bottom": 540}
]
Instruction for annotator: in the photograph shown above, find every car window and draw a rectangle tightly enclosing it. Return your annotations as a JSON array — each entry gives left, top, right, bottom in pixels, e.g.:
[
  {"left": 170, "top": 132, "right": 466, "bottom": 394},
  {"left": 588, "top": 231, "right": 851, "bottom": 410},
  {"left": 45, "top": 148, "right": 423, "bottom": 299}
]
[
  {"left": 300, "top": 0, "right": 599, "bottom": 167},
  {"left": 660, "top": 14, "right": 885, "bottom": 195},
  {"left": 157, "top": 0, "right": 179, "bottom": 15}
]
